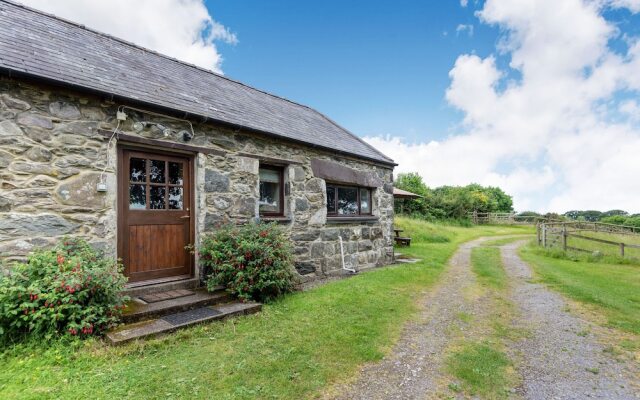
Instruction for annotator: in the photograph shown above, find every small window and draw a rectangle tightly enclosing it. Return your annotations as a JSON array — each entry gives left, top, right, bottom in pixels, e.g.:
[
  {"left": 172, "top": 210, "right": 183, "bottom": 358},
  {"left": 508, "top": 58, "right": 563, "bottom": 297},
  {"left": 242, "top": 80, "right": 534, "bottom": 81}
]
[
  {"left": 259, "top": 165, "right": 284, "bottom": 216},
  {"left": 326, "top": 184, "right": 372, "bottom": 216}
]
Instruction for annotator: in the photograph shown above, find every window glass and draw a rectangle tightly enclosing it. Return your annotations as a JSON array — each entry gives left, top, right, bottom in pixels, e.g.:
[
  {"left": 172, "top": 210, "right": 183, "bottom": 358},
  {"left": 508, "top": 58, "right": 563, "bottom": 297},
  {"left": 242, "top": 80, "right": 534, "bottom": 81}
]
[
  {"left": 129, "top": 184, "right": 146, "bottom": 209},
  {"left": 168, "top": 162, "right": 183, "bottom": 185},
  {"left": 326, "top": 185, "right": 373, "bottom": 216},
  {"left": 259, "top": 167, "right": 282, "bottom": 214},
  {"left": 149, "top": 186, "right": 166, "bottom": 209},
  {"left": 337, "top": 187, "right": 358, "bottom": 215},
  {"left": 327, "top": 186, "right": 336, "bottom": 213},
  {"left": 130, "top": 158, "right": 146, "bottom": 182},
  {"left": 168, "top": 187, "right": 183, "bottom": 209},
  {"left": 360, "top": 188, "right": 371, "bottom": 214},
  {"left": 149, "top": 160, "right": 165, "bottom": 183}
]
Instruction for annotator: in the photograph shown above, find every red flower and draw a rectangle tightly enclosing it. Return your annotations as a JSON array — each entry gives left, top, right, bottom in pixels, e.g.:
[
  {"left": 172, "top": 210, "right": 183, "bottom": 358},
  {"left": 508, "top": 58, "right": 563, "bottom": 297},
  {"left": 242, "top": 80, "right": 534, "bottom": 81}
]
[{"left": 57, "top": 254, "right": 65, "bottom": 265}]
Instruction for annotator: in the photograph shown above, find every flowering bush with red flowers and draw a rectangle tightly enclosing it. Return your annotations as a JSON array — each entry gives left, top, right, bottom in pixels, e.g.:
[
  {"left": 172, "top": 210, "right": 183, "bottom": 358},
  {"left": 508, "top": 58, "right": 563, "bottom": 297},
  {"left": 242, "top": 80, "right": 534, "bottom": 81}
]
[
  {"left": 0, "top": 238, "right": 128, "bottom": 343},
  {"left": 199, "top": 223, "right": 295, "bottom": 302}
]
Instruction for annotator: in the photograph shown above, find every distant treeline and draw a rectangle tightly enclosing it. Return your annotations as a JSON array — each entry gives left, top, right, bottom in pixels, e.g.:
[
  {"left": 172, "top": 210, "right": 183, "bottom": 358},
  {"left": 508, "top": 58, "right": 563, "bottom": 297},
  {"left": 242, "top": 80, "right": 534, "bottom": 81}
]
[
  {"left": 394, "top": 172, "right": 513, "bottom": 220},
  {"left": 517, "top": 210, "right": 640, "bottom": 228}
]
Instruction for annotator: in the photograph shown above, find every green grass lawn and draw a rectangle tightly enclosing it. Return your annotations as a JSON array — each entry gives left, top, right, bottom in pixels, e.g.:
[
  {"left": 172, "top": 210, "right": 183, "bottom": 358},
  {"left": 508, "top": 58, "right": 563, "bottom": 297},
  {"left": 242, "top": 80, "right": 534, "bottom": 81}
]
[
  {"left": 0, "top": 219, "right": 532, "bottom": 400},
  {"left": 561, "top": 230, "right": 640, "bottom": 261},
  {"left": 520, "top": 243, "right": 640, "bottom": 335}
]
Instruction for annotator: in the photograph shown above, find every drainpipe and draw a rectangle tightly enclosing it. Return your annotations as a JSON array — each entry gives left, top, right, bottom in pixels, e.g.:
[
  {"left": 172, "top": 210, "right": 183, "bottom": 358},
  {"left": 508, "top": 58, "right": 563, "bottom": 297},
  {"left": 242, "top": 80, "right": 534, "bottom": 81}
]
[{"left": 339, "top": 236, "right": 357, "bottom": 274}]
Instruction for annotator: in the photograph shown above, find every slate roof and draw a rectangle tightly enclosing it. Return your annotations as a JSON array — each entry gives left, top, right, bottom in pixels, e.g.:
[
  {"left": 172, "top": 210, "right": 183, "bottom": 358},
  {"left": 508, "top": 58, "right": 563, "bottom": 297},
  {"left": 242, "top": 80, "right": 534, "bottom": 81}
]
[
  {"left": 0, "top": 1, "right": 394, "bottom": 165},
  {"left": 393, "top": 188, "right": 423, "bottom": 199}
]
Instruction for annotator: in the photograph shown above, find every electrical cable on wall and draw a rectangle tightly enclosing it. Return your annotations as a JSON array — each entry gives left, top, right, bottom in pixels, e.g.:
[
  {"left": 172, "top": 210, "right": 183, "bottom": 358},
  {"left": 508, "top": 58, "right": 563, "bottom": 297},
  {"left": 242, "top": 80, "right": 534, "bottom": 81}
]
[
  {"left": 97, "top": 105, "right": 197, "bottom": 191},
  {"left": 98, "top": 106, "right": 125, "bottom": 190}
]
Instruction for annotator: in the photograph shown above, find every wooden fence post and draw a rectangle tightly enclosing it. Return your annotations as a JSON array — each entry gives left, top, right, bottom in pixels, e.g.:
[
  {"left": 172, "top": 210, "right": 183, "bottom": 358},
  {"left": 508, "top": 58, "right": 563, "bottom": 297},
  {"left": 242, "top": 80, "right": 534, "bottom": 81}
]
[
  {"left": 537, "top": 223, "right": 541, "bottom": 246},
  {"left": 542, "top": 224, "right": 547, "bottom": 248},
  {"left": 620, "top": 242, "right": 625, "bottom": 257},
  {"left": 562, "top": 225, "right": 567, "bottom": 251}
]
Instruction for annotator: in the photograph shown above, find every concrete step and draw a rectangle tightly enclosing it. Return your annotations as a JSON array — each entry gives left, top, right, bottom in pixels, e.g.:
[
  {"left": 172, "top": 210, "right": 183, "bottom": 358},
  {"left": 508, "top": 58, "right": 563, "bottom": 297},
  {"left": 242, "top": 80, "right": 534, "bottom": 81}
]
[
  {"left": 122, "top": 288, "right": 232, "bottom": 324},
  {"left": 106, "top": 302, "right": 262, "bottom": 345}
]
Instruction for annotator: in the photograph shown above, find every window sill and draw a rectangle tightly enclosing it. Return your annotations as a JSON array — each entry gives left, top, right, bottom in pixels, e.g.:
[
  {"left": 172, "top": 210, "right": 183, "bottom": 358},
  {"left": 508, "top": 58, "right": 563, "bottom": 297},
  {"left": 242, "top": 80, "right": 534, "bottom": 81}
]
[
  {"left": 259, "top": 216, "right": 292, "bottom": 224},
  {"left": 326, "top": 216, "right": 379, "bottom": 224}
]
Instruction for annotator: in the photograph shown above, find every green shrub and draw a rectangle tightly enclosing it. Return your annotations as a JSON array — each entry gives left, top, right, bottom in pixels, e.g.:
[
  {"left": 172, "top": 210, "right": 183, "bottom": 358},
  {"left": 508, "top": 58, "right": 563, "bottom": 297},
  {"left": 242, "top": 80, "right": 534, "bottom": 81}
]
[
  {"left": 601, "top": 215, "right": 627, "bottom": 225},
  {"left": 0, "top": 238, "right": 128, "bottom": 343},
  {"left": 199, "top": 223, "right": 295, "bottom": 302}
]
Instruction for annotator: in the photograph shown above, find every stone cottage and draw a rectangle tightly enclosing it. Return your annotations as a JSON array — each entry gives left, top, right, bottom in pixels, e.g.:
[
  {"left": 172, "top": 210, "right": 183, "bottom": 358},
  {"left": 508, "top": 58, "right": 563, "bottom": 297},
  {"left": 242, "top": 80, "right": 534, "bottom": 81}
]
[{"left": 0, "top": 1, "right": 396, "bottom": 287}]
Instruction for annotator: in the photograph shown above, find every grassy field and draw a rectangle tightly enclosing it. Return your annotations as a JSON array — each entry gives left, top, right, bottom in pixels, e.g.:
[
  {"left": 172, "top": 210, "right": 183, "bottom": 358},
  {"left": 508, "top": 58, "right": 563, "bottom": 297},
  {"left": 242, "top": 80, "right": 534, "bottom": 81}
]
[
  {"left": 520, "top": 243, "right": 640, "bottom": 336},
  {"left": 0, "top": 219, "right": 532, "bottom": 400},
  {"left": 564, "top": 230, "right": 640, "bottom": 260}
]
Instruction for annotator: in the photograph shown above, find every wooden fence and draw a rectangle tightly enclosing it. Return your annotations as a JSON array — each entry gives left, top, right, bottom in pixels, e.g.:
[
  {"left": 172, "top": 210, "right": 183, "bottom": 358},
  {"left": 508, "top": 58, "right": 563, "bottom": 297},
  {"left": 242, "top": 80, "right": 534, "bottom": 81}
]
[
  {"left": 469, "top": 212, "right": 550, "bottom": 225},
  {"left": 537, "top": 221, "right": 640, "bottom": 258}
]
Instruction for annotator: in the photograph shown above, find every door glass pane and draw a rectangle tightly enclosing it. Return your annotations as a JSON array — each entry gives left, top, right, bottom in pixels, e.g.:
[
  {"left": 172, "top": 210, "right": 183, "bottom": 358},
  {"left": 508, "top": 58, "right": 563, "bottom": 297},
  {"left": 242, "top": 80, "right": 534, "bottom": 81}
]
[
  {"left": 130, "top": 158, "right": 146, "bottom": 182},
  {"left": 149, "top": 186, "right": 166, "bottom": 209},
  {"left": 168, "top": 162, "right": 183, "bottom": 185},
  {"left": 360, "top": 188, "right": 371, "bottom": 214},
  {"left": 129, "top": 184, "right": 146, "bottom": 209},
  {"left": 149, "top": 160, "right": 166, "bottom": 183},
  {"left": 326, "top": 186, "right": 336, "bottom": 213},
  {"left": 337, "top": 187, "right": 358, "bottom": 215},
  {"left": 168, "top": 187, "right": 183, "bottom": 209}
]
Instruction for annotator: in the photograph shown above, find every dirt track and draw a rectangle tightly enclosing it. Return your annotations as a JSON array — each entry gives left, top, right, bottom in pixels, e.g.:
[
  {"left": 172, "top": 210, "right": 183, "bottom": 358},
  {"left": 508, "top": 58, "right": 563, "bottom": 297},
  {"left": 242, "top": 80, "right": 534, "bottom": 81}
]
[{"left": 329, "top": 238, "right": 639, "bottom": 399}]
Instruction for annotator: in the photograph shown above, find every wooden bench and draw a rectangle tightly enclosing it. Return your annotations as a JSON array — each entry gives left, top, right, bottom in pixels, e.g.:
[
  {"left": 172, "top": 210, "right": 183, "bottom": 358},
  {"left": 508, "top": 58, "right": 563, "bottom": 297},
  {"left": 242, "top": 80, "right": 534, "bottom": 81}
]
[{"left": 394, "top": 236, "right": 411, "bottom": 247}]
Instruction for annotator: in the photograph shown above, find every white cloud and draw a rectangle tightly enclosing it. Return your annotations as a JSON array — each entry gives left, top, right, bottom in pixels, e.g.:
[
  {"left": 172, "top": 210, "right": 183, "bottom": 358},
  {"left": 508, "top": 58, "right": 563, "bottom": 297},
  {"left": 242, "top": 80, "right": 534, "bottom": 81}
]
[
  {"left": 608, "top": 0, "right": 640, "bottom": 12},
  {"left": 619, "top": 99, "right": 640, "bottom": 121},
  {"left": 366, "top": 0, "right": 640, "bottom": 213},
  {"left": 455, "top": 24, "right": 474, "bottom": 37},
  {"left": 19, "top": 0, "right": 236, "bottom": 73},
  {"left": 460, "top": 0, "right": 469, "bottom": 7}
]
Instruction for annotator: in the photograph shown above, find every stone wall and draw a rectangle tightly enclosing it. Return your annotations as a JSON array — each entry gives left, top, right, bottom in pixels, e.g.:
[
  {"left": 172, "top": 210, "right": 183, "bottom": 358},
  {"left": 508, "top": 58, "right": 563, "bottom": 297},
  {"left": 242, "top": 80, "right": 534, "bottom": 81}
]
[{"left": 0, "top": 77, "right": 394, "bottom": 282}]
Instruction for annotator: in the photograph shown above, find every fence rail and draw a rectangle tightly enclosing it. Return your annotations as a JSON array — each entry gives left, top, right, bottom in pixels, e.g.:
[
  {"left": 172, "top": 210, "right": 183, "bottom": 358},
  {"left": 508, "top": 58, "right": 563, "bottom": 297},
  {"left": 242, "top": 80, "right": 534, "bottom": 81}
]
[
  {"left": 537, "top": 221, "right": 640, "bottom": 259},
  {"left": 469, "top": 212, "right": 535, "bottom": 225},
  {"left": 468, "top": 212, "right": 560, "bottom": 225}
]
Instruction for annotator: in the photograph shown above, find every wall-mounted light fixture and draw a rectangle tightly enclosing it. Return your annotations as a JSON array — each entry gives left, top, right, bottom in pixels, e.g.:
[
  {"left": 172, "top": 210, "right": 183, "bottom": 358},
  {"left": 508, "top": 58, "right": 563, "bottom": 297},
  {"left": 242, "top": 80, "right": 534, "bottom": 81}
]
[{"left": 180, "top": 130, "right": 193, "bottom": 142}]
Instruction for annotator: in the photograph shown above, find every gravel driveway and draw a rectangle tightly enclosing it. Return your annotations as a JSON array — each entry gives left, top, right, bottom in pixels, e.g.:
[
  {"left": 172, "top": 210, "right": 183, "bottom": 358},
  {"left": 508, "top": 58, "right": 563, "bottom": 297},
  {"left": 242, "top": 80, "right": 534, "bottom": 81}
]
[
  {"left": 501, "top": 241, "right": 639, "bottom": 399},
  {"left": 328, "top": 238, "right": 639, "bottom": 399}
]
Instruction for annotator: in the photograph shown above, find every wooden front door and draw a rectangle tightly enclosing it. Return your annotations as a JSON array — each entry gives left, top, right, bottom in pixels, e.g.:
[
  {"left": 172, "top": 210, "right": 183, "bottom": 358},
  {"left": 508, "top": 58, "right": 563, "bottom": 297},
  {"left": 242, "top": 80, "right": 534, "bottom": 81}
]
[{"left": 118, "top": 148, "right": 194, "bottom": 283}]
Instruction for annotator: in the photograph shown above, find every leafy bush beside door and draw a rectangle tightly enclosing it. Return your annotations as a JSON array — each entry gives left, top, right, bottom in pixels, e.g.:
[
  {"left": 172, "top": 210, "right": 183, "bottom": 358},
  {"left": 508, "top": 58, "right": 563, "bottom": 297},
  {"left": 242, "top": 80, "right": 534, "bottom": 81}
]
[
  {"left": 0, "top": 238, "right": 128, "bottom": 343},
  {"left": 199, "top": 223, "right": 295, "bottom": 302}
]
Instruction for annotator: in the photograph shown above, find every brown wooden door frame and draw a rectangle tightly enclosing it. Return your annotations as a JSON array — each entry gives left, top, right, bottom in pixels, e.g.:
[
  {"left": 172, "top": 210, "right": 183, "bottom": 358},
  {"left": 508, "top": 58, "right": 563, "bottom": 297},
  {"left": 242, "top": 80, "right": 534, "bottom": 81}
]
[{"left": 117, "top": 145, "right": 196, "bottom": 283}]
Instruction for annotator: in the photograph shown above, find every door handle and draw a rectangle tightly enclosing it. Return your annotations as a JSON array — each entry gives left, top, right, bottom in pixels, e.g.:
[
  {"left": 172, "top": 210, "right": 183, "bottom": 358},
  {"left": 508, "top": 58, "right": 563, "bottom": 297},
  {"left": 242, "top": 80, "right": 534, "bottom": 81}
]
[{"left": 180, "top": 215, "right": 190, "bottom": 219}]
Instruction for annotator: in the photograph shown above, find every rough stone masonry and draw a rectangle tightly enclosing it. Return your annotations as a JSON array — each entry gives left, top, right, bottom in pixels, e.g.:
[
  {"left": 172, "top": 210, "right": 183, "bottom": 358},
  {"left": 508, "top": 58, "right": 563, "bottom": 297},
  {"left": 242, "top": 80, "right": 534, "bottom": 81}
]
[{"left": 0, "top": 77, "right": 395, "bottom": 283}]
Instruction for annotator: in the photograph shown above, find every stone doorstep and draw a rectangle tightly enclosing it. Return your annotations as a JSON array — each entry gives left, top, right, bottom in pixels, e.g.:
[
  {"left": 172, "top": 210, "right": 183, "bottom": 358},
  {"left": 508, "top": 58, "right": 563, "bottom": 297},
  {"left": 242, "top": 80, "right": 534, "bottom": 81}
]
[
  {"left": 106, "top": 302, "right": 262, "bottom": 345},
  {"left": 122, "top": 278, "right": 200, "bottom": 298},
  {"left": 122, "top": 288, "right": 233, "bottom": 324},
  {"left": 395, "top": 258, "right": 421, "bottom": 264},
  {"left": 140, "top": 289, "right": 195, "bottom": 303}
]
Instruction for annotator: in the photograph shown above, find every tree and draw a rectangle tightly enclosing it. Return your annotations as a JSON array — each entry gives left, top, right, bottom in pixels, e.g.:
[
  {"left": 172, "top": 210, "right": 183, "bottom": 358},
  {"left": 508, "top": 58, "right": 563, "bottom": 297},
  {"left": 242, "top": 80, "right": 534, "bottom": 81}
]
[
  {"left": 394, "top": 172, "right": 430, "bottom": 216},
  {"left": 393, "top": 172, "right": 515, "bottom": 220}
]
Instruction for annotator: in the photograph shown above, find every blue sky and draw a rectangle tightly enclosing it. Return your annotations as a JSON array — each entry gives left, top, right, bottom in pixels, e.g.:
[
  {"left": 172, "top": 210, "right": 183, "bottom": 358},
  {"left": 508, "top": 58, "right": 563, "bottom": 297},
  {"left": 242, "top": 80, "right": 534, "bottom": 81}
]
[
  {"left": 207, "top": 0, "right": 497, "bottom": 143},
  {"left": 21, "top": 0, "right": 640, "bottom": 212}
]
